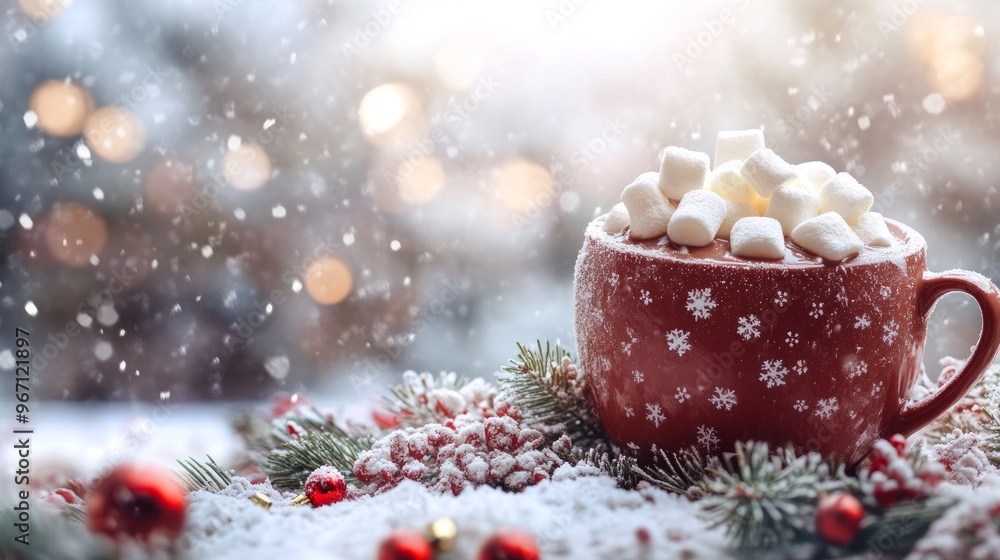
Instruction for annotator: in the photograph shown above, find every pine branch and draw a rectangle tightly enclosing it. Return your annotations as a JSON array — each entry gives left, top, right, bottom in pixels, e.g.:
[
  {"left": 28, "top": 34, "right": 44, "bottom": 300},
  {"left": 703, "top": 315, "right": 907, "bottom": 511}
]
[
  {"left": 177, "top": 455, "right": 234, "bottom": 492},
  {"left": 575, "top": 448, "right": 641, "bottom": 490},
  {"left": 700, "top": 441, "right": 856, "bottom": 550},
  {"left": 266, "top": 430, "right": 374, "bottom": 489},
  {"left": 499, "top": 341, "right": 610, "bottom": 451},
  {"left": 858, "top": 497, "right": 956, "bottom": 554},
  {"left": 634, "top": 445, "right": 710, "bottom": 496},
  {"left": 382, "top": 371, "right": 470, "bottom": 427}
]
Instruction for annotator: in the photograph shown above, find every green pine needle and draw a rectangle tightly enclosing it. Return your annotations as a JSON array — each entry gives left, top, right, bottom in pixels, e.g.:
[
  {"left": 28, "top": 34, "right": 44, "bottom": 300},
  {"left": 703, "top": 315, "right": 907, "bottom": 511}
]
[
  {"left": 265, "top": 431, "right": 373, "bottom": 489},
  {"left": 177, "top": 455, "right": 234, "bottom": 493}
]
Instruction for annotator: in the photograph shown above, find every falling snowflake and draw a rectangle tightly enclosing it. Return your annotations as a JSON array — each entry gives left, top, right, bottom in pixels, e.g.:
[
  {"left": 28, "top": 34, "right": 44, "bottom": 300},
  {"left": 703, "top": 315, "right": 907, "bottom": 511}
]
[
  {"left": 793, "top": 400, "right": 809, "bottom": 412},
  {"left": 793, "top": 360, "right": 808, "bottom": 376},
  {"left": 697, "top": 425, "right": 720, "bottom": 452},
  {"left": 610, "top": 273, "right": 620, "bottom": 288},
  {"left": 626, "top": 442, "right": 640, "bottom": 453},
  {"left": 624, "top": 406, "right": 635, "bottom": 418},
  {"left": 686, "top": 288, "right": 717, "bottom": 321},
  {"left": 710, "top": 387, "right": 737, "bottom": 410},
  {"left": 666, "top": 329, "right": 692, "bottom": 356},
  {"left": 785, "top": 331, "right": 800, "bottom": 347},
  {"left": 632, "top": 370, "right": 645, "bottom": 383},
  {"left": 674, "top": 387, "right": 690, "bottom": 403},
  {"left": 645, "top": 403, "right": 666, "bottom": 428},
  {"left": 737, "top": 315, "right": 762, "bottom": 340},
  {"left": 848, "top": 360, "right": 868, "bottom": 379},
  {"left": 854, "top": 314, "right": 871, "bottom": 329},
  {"left": 880, "top": 286, "right": 892, "bottom": 299},
  {"left": 640, "top": 289, "right": 652, "bottom": 305},
  {"left": 809, "top": 302, "right": 825, "bottom": 318},
  {"left": 815, "top": 397, "right": 840, "bottom": 420},
  {"left": 883, "top": 321, "right": 899, "bottom": 345},
  {"left": 759, "top": 360, "right": 789, "bottom": 388},
  {"left": 774, "top": 291, "right": 789, "bottom": 307}
]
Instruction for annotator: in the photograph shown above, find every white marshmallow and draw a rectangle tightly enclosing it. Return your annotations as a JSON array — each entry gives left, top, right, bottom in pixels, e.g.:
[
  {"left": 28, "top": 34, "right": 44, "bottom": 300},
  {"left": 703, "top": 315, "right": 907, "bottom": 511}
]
[
  {"left": 796, "top": 161, "right": 836, "bottom": 192},
  {"left": 658, "top": 147, "right": 710, "bottom": 200},
  {"left": 667, "top": 190, "right": 727, "bottom": 247},
  {"left": 621, "top": 175, "right": 675, "bottom": 240},
  {"left": 818, "top": 172, "right": 874, "bottom": 224},
  {"left": 603, "top": 202, "right": 630, "bottom": 234},
  {"left": 852, "top": 212, "right": 894, "bottom": 247},
  {"left": 730, "top": 217, "right": 786, "bottom": 259},
  {"left": 717, "top": 200, "right": 758, "bottom": 239},
  {"left": 764, "top": 184, "right": 820, "bottom": 236},
  {"left": 714, "top": 129, "right": 765, "bottom": 169},
  {"left": 740, "top": 148, "right": 798, "bottom": 198},
  {"left": 705, "top": 160, "right": 758, "bottom": 207},
  {"left": 790, "top": 212, "right": 865, "bottom": 261}
]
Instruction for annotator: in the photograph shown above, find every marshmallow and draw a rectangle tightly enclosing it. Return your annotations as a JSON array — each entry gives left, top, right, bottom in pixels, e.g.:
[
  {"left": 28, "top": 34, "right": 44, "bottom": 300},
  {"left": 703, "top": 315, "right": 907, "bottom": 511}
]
[
  {"left": 603, "top": 202, "right": 630, "bottom": 234},
  {"left": 667, "top": 190, "right": 727, "bottom": 247},
  {"left": 818, "top": 172, "right": 874, "bottom": 224},
  {"left": 790, "top": 212, "right": 865, "bottom": 261},
  {"left": 764, "top": 184, "right": 820, "bottom": 235},
  {"left": 852, "top": 212, "right": 894, "bottom": 246},
  {"left": 741, "top": 148, "right": 798, "bottom": 198},
  {"left": 705, "top": 160, "right": 758, "bottom": 207},
  {"left": 730, "top": 217, "right": 786, "bottom": 259},
  {"left": 621, "top": 175, "right": 675, "bottom": 240},
  {"left": 796, "top": 161, "right": 836, "bottom": 192},
  {"left": 658, "top": 147, "right": 710, "bottom": 200},
  {"left": 714, "top": 129, "right": 765, "bottom": 169},
  {"left": 717, "top": 200, "right": 758, "bottom": 239}
]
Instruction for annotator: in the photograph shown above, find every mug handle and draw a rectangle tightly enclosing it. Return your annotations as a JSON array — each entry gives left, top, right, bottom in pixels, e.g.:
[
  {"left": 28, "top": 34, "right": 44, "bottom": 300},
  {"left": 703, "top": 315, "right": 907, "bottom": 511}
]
[{"left": 886, "top": 269, "right": 1000, "bottom": 437}]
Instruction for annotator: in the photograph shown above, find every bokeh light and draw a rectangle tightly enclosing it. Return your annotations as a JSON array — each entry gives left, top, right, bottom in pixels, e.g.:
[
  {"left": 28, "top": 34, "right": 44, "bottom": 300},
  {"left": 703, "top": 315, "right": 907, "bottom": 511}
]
[
  {"left": 495, "top": 159, "right": 555, "bottom": 213},
  {"left": 83, "top": 107, "right": 146, "bottom": 163},
  {"left": 146, "top": 158, "right": 195, "bottom": 217},
  {"left": 358, "top": 83, "right": 420, "bottom": 143},
  {"left": 434, "top": 43, "right": 485, "bottom": 89},
  {"left": 17, "top": 0, "right": 73, "bottom": 21},
  {"left": 223, "top": 143, "right": 272, "bottom": 191},
  {"left": 29, "top": 80, "right": 92, "bottom": 137},
  {"left": 927, "top": 48, "right": 983, "bottom": 101},
  {"left": 44, "top": 202, "right": 108, "bottom": 267},
  {"left": 304, "top": 258, "right": 353, "bottom": 305},
  {"left": 397, "top": 157, "right": 446, "bottom": 205}
]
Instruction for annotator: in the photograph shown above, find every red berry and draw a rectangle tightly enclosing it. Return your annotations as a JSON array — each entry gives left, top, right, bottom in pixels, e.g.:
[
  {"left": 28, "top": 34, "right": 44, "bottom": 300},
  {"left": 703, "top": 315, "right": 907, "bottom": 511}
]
[
  {"left": 889, "top": 434, "right": 908, "bottom": 457},
  {"left": 378, "top": 528, "right": 432, "bottom": 560},
  {"left": 816, "top": 493, "right": 864, "bottom": 547},
  {"left": 271, "top": 392, "right": 310, "bottom": 418},
  {"left": 636, "top": 527, "right": 651, "bottom": 545},
  {"left": 86, "top": 463, "right": 187, "bottom": 542},
  {"left": 304, "top": 466, "right": 347, "bottom": 507},
  {"left": 478, "top": 529, "right": 540, "bottom": 560},
  {"left": 373, "top": 409, "right": 400, "bottom": 429}
]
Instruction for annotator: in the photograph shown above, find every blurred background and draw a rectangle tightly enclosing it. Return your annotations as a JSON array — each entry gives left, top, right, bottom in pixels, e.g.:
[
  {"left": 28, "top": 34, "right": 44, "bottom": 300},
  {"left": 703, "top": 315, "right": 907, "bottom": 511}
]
[{"left": 1, "top": 0, "right": 998, "bottom": 410}]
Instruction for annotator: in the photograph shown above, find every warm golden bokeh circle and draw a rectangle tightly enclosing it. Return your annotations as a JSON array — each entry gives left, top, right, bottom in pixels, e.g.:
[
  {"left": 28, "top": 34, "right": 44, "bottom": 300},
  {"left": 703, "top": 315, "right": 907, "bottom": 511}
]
[
  {"left": 146, "top": 158, "right": 195, "bottom": 216},
  {"left": 223, "top": 143, "right": 272, "bottom": 190},
  {"left": 398, "top": 157, "right": 445, "bottom": 205},
  {"left": 304, "top": 258, "right": 353, "bottom": 305},
  {"left": 357, "top": 83, "right": 423, "bottom": 146},
  {"left": 29, "top": 80, "right": 92, "bottom": 137},
  {"left": 495, "top": 159, "right": 555, "bottom": 213},
  {"left": 83, "top": 107, "right": 146, "bottom": 163},
  {"left": 44, "top": 202, "right": 108, "bottom": 267},
  {"left": 928, "top": 48, "right": 983, "bottom": 101},
  {"left": 17, "top": 0, "right": 73, "bottom": 21}
]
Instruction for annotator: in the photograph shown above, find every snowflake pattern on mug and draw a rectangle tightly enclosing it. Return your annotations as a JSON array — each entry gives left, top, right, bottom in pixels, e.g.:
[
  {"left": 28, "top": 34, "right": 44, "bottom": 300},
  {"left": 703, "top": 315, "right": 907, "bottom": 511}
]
[
  {"left": 624, "top": 406, "right": 634, "bottom": 418},
  {"left": 697, "top": 425, "right": 720, "bottom": 452},
  {"left": 793, "top": 400, "right": 809, "bottom": 412},
  {"left": 686, "top": 288, "right": 717, "bottom": 321},
  {"left": 609, "top": 273, "right": 619, "bottom": 288},
  {"left": 774, "top": 291, "right": 789, "bottom": 307},
  {"left": 737, "top": 315, "right": 762, "bottom": 340},
  {"left": 639, "top": 289, "right": 652, "bottom": 305},
  {"left": 632, "top": 370, "right": 645, "bottom": 383},
  {"left": 645, "top": 403, "right": 665, "bottom": 428},
  {"left": 848, "top": 360, "right": 868, "bottom": 379},
  {"left": 785, "top": 331, "right": 800, "bottom": 347},
  {"left": 870, "top": 381, "right": 884, "bottom": 397},
  {"left": 710, "top": 387, "right": 737, "bottom": 410},
  {"left": 674, "top": 387, "right": 690, "bottom": 403},
  {"left": 759, "top": 360, "right": 789, "bottom": 388},
  {"left": 883, "top": 320, "right": 899, "bottom": 345},
  {"left": 626, "top": 442, "right": 640, "bottom": 454},
  {"left": 815, "top": 397, "right": 840, "bottom": 420},
  {"left": 880, "top": 286, "right": 892, "bottom": 299},
  {"left": 793, "top": 359, "right": 808, "bottom": 376},
  {"left": 666, "top": 329, "right": 691, "bottom": 356},
  {"left": 854, "top": 314, "right": 871, "bottom": 329},
  {"left": 809, "top": 302, "right": 825, "bottom": 318}
]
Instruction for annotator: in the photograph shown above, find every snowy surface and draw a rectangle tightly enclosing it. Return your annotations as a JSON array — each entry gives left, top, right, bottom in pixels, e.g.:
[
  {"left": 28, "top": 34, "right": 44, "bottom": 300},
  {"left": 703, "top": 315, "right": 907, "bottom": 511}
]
[{"left": 185, "top": 470, "right": 730, "bottom": 560}]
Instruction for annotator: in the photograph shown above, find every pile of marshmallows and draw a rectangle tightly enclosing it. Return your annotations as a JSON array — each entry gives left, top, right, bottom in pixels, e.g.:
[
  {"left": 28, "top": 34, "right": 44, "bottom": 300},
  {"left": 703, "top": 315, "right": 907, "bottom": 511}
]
[{"left": 603, "top": 129, "right": 893, "bottom": 261}]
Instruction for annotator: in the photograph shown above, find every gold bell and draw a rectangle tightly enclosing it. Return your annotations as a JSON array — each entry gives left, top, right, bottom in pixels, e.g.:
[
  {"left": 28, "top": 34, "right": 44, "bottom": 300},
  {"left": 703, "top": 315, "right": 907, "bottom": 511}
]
[
  {"left": 426, "top": 517, "right": 458, "bottom": 552},
  {"left": 289, "top": 493, "right": 311, "bottom": 507},
  {"left": 249, "top": 492, "right": 273, "bottom": 511}
]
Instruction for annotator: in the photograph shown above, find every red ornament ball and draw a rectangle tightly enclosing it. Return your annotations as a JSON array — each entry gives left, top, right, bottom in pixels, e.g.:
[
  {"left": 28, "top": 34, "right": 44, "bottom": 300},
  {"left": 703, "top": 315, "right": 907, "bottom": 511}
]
[
  {"left": 304, "top": 465, "right": 347, "bottom": 507},
  {"left": 86, "top": 463, "right": 187, "bottom": 541},
  {"left": 816, "top": 493, "right": 864, "bottom": 547},
  {"left": 479, "top": 529, "right": 541, "bottom": 560},
  {"left": 377, "top": 528, "right": 432, "bottom": 560}
]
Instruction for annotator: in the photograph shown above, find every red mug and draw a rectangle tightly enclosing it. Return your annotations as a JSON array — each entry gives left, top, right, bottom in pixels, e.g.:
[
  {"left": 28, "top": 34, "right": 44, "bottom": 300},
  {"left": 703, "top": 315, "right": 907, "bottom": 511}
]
[{"left": 574, "top": 216, "right": 1000, "bottom": 466}]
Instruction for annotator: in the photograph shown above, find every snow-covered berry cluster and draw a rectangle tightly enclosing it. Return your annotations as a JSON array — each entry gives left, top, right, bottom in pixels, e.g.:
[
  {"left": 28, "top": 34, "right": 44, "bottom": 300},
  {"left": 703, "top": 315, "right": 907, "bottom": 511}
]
[
  {"left": 353, "top": 414, "right": 567, "bottom": 496},
  {"left": 394, "top": 371, "right": 505, "bottom": 426},
  {"left": 867, "top": 435, "right": 945, "bottom": 507}
]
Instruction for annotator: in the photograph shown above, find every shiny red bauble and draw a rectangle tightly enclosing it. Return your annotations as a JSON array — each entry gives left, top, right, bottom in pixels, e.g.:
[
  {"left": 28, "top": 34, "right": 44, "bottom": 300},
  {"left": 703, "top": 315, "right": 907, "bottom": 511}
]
[
  {"left": 304, "top": 466, "right": 347, "bottom": 507},
  {"left": 478, "top": 529, "right": 540, "bottom": 560},
  {"left": 86, "top": 463, "right": 187, "bottom": 541},
  {"left": 816, "top": 493, "right": 864, "bottom": 547},
  {"left": 377, "top": 528, "right": 433, "bottom": 560}
]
